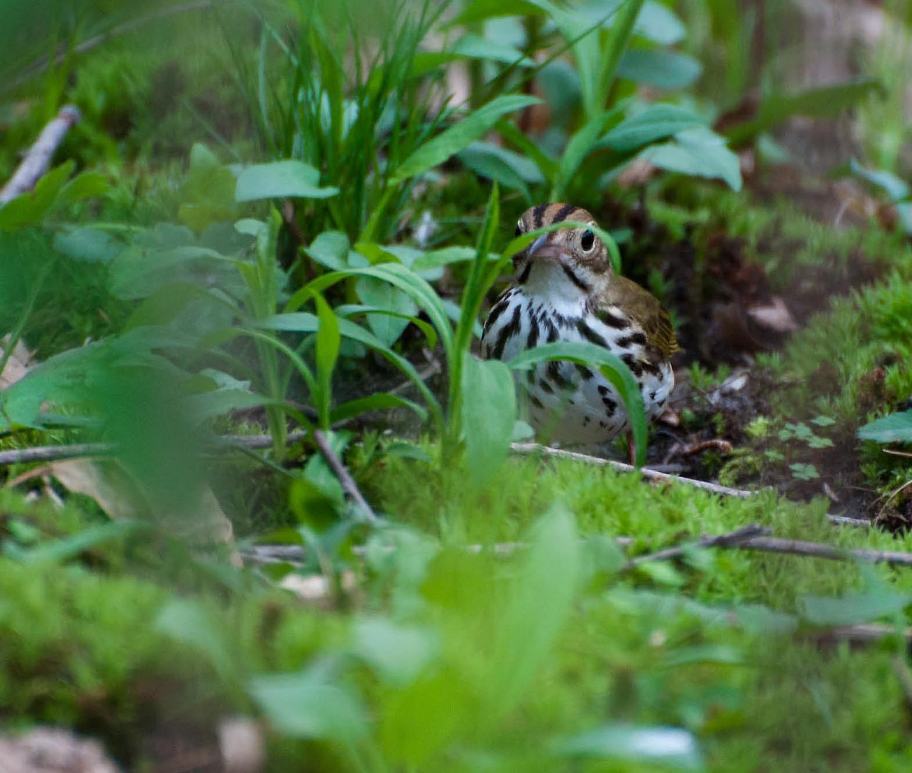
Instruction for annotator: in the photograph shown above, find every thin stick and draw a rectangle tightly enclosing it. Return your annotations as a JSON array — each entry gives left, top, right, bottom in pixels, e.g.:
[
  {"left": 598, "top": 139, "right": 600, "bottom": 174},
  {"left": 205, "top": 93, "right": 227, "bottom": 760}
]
[
  {"left": 0, "top": 443, "right": 111, "bottom": 466},
  {"left": 624, "top": 524, "right": 769, "bottom": 569},
  {"left": 312, "top": 429, "right": 379, "bottom": 524},
  {"left": 0, "top": 106, "right": 80, "bottom": 203},
  {"left": 511, "top": 442, "right": 870, "bottom": 528},
  {"left": 736, "top": 536, "right": 912, "bottom": 567},
  {"left": 511, "top": 442, "right": 756, "bottom": 498},
  {"left": 805, "top": 624, "right": 912, "bottom": 646}
]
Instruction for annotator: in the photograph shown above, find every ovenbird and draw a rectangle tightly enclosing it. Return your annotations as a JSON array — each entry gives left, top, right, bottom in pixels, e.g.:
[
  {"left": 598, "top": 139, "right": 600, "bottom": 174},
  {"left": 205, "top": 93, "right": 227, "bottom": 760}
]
[{"left": 481, "top": 202, "right": 679, "bottom": 444}]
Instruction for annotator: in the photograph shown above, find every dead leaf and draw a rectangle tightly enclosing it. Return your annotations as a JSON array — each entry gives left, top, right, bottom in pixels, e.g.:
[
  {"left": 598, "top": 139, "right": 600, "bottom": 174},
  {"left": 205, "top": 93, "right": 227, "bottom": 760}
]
[
  {"left": 0, "top": 335, "right": 35, "bottom": 389},
  {"left": 0, "top": 727, "right": 118, "bottom": 773},
  {"left": 218, "top": 717, "right": 265, "bottom": 773},
  {"left": 746, "top": 296, "right": 798, "bottom": 333},
  {"left": 48, "top": 459, "right": 146, "bottom": 520},
  {"left": 279, "top": 571, "right": 356, "bottom": 607},
  {"left": 47, "top": 458, "right": 241, "bottom": 565}
]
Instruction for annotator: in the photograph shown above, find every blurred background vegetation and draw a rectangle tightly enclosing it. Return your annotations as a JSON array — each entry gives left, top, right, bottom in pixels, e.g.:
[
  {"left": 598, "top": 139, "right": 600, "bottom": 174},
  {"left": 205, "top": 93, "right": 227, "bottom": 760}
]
[{"left": 1, "top": 0, "right": 912, "bottom": 770}]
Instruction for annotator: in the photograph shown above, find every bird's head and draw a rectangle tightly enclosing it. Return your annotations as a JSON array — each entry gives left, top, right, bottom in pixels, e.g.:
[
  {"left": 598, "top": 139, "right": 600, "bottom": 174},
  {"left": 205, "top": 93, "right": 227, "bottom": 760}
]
[{"left": 512, "top": 203, "right": 610, "bottom": 299}]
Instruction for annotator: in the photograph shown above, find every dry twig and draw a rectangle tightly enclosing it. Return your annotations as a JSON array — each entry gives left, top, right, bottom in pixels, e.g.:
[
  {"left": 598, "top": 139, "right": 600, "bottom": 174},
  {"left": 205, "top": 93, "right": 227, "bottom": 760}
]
[
  {"left": 511, "top": 442, "right": 756, "bottom": 498},
  {"left": 0, "top": 106, "right": 80, "bottom": 204},
  {"left": 312, "top": 429, "right": 379, "bottom": 524},
  {"left": 623, "top": 524, "right": 769, "bottom": 569}
]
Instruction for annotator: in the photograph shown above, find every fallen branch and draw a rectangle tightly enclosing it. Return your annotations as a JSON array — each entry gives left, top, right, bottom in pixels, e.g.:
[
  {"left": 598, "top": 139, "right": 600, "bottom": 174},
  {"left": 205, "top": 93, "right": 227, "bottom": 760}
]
[
  {"left": 736, "top": 536, "right": 912, "bottom": 567},
  {"left": 0, "top": 106, "right": 81, "bottom": 204},
  {"left": 511, "top": 442, "right": 756, "bottom": 498},
  {"left": 803, "top": 623, "right": 912, "bottom": 646},
  {"left": 624, "top": 524, "right": 769, "bottom": 569},
  {"left": 313, "top": 430, "right": 379, "bottom": 524},
  {"left": 0, "top": 443, "right": 110, "bottom": 466},
  {"left": 511, "top": 442, "right": 870, "bottom": 528}
]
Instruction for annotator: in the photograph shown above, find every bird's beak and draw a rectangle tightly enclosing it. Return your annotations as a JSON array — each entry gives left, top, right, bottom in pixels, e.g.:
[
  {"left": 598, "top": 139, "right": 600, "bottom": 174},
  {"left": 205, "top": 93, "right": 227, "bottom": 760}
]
[{"left": 527, "top": 237, "right": 564, "bottom": 263}]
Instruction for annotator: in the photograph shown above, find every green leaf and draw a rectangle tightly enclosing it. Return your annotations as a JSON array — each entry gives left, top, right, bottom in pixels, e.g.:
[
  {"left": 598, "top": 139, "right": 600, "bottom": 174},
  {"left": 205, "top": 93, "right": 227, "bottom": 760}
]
[
  {"left": 355, "top": 277, "right": 419, "bottom": 346},
  {"left": 178, "top": 144, "right": 238, "bottom": 232},
  {"left": 331, "top": 393, "right": 427, "bottom": 424},
  {"left": 507, "top": 340, "right": 648, "bottom": 466},
  {"left": 235, "top": 160, "right": 339, "bottom": 202},
  {"left": 601, "top": 104, "right": 705, "bottom": 154},
  {"left": 0, "top": 161, "right": 75, "bottom": 230},
  {"left": 857, "top": 410, "right": 912, "bottom": 444},
  {"left": 351, "top": 617, "right": 437, "bottom": 685},
  {"left": 458, "top": 141, "right": 543, "bottom": 200},
  {"left": 304, "top": 230, "right": 351, "bottom": 270},
  {"left": 156, "top": 599, "right": 236, "bottom": 681},
  {"left": 726, "top": 78, "right": 882, "bottom": 146},
  {"left": 313, "top": 293, "right": 341, "bottom": 428},
  {"left": 249, "top": 663, "right": 368, "bottom": 741},
  {"left": 52, "top": 226, "right": 122, "bottom": 263},
  {"left": 489, "top": 504, "right": 580, "bottom": 716},
  {"left": 553, "top": 110, "right": 618, "bottom": 198},
  {"left": 11, "top": 520, "right": 141, "bottom": 565},
  {"left": 800, "top": 587, "right": 911, "bottom": 626},
  {"left": 617, "top": 49, "right": 702, "bottom": 89},
  {"left": 554, "top": 724, "right": 703, "bottom": 769},
  {"left": 413, "top": 33, "right": 534, "bottom": 71},
  {"left": 57, "top": 170, "right": 109, "bottom": 206},
  {"left": 450, "top": 0, "right": 543, "bottom": 25},
  {"left": 850, "top": 159, "right": 910, "bottom": 202},
  {"left": 259, "top": 312, "right": 442, "bottom": 430},
  {"left": 642, "top": 127, "right": 742, "bottom": 191},
  {"left": 392, "top": 94, "right": 541, "bottom": 183},
  {"left": 461, "top": 354, "right": 516, "bottom": 485}
]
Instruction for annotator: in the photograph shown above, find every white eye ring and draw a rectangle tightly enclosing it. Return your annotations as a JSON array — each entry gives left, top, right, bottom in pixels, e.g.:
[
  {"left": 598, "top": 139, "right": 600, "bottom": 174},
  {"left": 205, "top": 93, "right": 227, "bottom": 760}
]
[{"left": 580, "top": 225, "right": 596, "bottom": 252}]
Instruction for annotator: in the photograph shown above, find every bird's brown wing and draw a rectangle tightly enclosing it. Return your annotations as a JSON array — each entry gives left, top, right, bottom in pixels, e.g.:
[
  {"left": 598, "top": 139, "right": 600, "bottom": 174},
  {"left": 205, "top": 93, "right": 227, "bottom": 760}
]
[{"left": 605, "top": 276, "right": 680, "bottom": 361}]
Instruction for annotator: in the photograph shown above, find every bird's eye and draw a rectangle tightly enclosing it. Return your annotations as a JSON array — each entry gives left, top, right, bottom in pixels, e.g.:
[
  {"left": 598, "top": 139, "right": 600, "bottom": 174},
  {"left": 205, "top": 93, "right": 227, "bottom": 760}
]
[
  {"left": 580, "top": 229, "right": 595, "bottom": 252},
  {"left": 514, "top": 220, "right": 523, "bottom": 237}
]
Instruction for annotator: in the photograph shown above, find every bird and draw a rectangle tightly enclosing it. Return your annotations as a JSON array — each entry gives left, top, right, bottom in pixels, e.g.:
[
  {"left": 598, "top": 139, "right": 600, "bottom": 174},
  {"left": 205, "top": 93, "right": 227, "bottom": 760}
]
[{"left": 481, "top": 202, "right": 679, "bottom": 447}]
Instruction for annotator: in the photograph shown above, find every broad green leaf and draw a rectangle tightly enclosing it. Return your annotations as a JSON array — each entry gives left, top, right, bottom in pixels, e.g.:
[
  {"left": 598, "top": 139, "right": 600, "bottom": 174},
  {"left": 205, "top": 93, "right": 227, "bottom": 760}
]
[
  {"left": 235, "top": 160, "right": 339, "bottom": 202},
  {"left": 351, "top": 617, "right": 437, "bottom": 685},
  {"left": 600, "top": 104, "right": 705, "bottom": 153},
  {"left": 554, "top": 724, "right": 703, "bottom": 769},
  {"left": 57, "top": 170, "right": 109, "bottom": 206},
  {"left": 642, "top": 127, "right": 742, "bottom": 191},
  {"left": 617, "top": 49, "right": 702, "bottom": 89},
  {"left": 507, "top": 340, "right": 647, "bottom": 466},
  {"left": 857, "top": 410, "right": 912, "bottom": 443},
  {"left": 304, "top": 230, "right": 350, "bottom": 270},
  {"left": 726, "top": 78, "right": 881, "bottom": 145},
  {"left": 52, "top": 226, "right": 122, "bottom": 263},
  {"left": 313, "top": 293, "right": 341, "bottom": 428},
  {"left": 178, "top": 144, "right": 238, "bottom": 232},
  {"left": 459, "top": 141, "right": 543, "bottom": 201},
  {"left": 461, "top": 354, "right": 516, "bottom": 485},
  {"left": 156, "top": 599, "right": 237, "bottom": 681},
  {"left": 0, "top": 161, "right": 75, "bottom": 230},
  {"left": 799, "top": 587, "right": 911, "bottom": 626},
  {"left": 412, "top": 246, "right": 491, "bottom": 272},
  {"left": 249, "top": 663, "right": 368, "bottom": 741},
  {"left": 392, "top": 94, "right": 541, "bottom": 183},
  {"left": 489, "top": 504, "right": 580, "bottom": 715},
  {"left": 634, "top": 0, "right": 686, "bottom": 44},
  {"left": 355, "top": 277, "right": 419, "bottom": 346}
]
